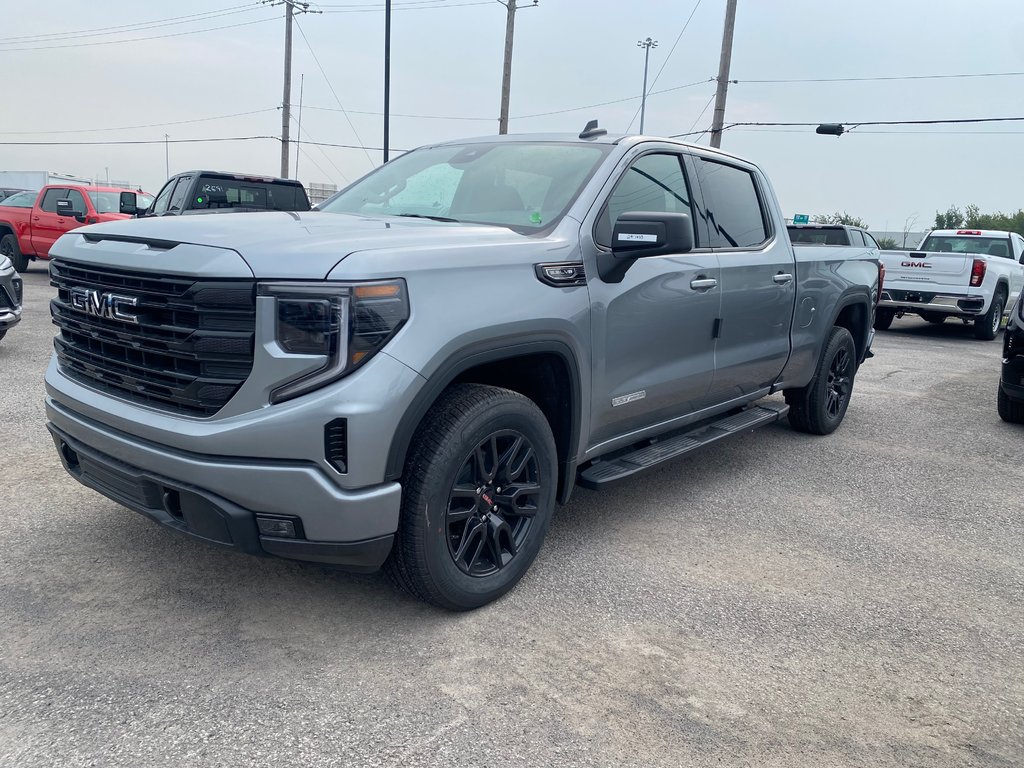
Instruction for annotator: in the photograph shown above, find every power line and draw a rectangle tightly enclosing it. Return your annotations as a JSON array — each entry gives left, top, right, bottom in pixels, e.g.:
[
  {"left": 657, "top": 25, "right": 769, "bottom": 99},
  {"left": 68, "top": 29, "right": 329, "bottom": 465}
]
[
  {"left": 0, "top": 17, "right": 277, "bottom": 52},
  {"left": 670, "top": 115, "right": 1024, "bottom": 138},
  {"left": 512, "top": 78, "right": 713, "bottom": 120},
  {"left": 0, "top": 136, "right": 397, "bottom": 150},
  {"left": 304, "top": 105, "right": 493, "bottom": 121},
  {"left": 683, "top": 92, "right": 716, "bottom": 140},
  {"left": 0, "top": 4, "right": 261, "bottom": 43},
  {"left": 734, "top": 70, "right": 1024, "bottom": 84},
  {"left": 293, "top": 19, "right": 376, "bottom": 168},
  {"left": 626, "top": 0, "right": 704, "bottom": 132},
  {"left": 0, "top": 109, "right": 278, "bottom": 136},
  {"left": 289, "top": 114, "right": 352, "bottom": 184},
  {"left": 320, "top": 1, "right": 492, "bottom": 10}
]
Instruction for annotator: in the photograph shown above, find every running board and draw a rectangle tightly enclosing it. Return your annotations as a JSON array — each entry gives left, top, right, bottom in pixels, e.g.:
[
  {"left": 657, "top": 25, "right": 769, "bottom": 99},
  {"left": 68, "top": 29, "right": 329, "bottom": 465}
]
[{"left": 577, "top": 402, "right": 789, "bottom": 489}]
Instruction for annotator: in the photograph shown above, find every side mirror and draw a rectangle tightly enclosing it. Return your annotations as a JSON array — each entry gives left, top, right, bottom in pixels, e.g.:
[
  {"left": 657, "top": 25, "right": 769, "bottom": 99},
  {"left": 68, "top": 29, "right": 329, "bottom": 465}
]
[
  {"left": 119, "top": 191, "right": 138, "bottom": 215},
  {"left": 598, "top": 212, "right": 695, "bottom": 282},
  {"left": 55, "top": 198, "right": 86, "bottom": 223}
]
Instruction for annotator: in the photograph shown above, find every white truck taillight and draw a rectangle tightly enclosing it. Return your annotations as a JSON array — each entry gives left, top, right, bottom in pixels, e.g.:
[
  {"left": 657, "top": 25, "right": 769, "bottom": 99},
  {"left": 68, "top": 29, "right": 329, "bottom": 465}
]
[
  {"left": 970, "top": 259, "right": 986, "bottom": 287},
  {"left": 877, "top": 262, "right": 885, "bottom": 305}
]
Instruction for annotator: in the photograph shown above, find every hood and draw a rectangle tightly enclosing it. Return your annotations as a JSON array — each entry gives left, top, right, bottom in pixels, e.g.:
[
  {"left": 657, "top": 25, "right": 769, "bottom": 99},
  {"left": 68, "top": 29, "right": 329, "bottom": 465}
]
[{"left": 72, "top": 211, "right": 532, "bottom": 278}]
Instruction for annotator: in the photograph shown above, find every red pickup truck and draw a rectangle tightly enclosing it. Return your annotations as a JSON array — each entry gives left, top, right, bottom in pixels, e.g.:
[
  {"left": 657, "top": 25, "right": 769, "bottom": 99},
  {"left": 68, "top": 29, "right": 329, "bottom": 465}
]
[{"left": 0, "top": 185, "right": 152, "bottom": 272}]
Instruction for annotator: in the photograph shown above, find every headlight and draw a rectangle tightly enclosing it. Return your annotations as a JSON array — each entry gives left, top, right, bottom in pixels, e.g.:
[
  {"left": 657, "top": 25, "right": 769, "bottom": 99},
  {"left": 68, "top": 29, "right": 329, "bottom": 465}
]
[{"left": 259, "top": 279, "right": 409, "bottom": 402}]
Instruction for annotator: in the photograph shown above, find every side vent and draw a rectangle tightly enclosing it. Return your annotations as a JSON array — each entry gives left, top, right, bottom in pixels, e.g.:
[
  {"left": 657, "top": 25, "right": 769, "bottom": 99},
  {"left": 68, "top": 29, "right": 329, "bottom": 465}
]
[{"left": 325, "top": 418, "right": 348, "bottom": 474}]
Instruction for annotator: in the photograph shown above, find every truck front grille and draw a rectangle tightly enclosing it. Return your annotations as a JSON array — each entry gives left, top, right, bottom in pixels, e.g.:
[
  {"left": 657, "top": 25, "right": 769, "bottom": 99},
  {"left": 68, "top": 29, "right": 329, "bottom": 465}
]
[{"left": 50, "top": 259, "right": 256, "bottom": 417}]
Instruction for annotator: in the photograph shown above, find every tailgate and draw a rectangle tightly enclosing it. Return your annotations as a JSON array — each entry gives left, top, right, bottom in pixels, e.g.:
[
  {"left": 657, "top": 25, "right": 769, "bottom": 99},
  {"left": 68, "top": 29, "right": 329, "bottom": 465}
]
[{"left": 880, "top": 249, "right": 970, "bottom": 288}]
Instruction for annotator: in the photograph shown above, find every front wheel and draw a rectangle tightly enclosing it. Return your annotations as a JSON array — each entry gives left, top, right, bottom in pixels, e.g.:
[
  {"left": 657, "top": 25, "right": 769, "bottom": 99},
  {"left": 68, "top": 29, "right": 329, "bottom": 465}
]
[
  {"left": 386, "top": 384, "right": 557, "bottom": 610},
  {"left": 974, "top": 293, "right": 1005, "bottom": 340},
  {"left": 785, "top": 326, "right": 858, "bottom": 435},
  {"left": 873, "top": 308, "right": 895, "bottom": 331}
]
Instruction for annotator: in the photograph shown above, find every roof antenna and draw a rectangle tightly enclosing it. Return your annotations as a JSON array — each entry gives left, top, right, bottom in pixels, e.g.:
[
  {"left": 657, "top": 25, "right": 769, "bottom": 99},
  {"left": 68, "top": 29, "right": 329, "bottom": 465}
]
[{"left": 579, "top": 119, "right": 608, "bottom": 140}]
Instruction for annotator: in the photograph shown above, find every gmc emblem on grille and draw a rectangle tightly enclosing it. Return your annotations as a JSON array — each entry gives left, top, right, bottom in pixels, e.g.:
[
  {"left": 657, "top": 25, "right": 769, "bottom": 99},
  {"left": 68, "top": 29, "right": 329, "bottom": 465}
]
[{"left": 69, "top": 287, "right": 140, "bottom": 324}]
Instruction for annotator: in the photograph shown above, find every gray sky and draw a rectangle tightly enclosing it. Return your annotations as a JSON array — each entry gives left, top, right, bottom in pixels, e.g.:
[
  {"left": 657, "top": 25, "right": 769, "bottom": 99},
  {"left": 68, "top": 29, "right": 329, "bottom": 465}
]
[{"left": 1, "top": 0, "right": 1022, "bottom": 230}]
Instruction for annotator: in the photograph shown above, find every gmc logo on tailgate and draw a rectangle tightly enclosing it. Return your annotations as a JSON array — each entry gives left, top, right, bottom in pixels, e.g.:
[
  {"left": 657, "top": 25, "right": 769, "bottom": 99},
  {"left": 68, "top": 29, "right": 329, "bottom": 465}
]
[
  {"left": 69, "top": 287, "right": 140, "bottom": 324},
  {"left": 901, "top": 261, "right": 932, "bottom": 268}
]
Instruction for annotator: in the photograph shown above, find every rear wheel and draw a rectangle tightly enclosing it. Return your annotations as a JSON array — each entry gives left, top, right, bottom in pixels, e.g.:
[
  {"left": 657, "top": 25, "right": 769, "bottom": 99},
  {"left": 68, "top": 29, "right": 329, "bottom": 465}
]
[
  {"left": 997, "top": 384, "right": 1024, "bottom": 423},
  {"left": 974, "top": 292, "right": 1005, "bottom": 340},
  {"left": 385, "top": 384, "right": 557, "bottom": 610},
  {"left": 786, "top": 326, "right": 857, "bottom": 435},
  {"left": 920, "top": 312, "right": 946, "bottom": 324},
  {"left": 873, "top": 308, "right": 895, "bottom": 331},
  {"left": 0, "top": 235, "right": 26, "bottom": 273}
]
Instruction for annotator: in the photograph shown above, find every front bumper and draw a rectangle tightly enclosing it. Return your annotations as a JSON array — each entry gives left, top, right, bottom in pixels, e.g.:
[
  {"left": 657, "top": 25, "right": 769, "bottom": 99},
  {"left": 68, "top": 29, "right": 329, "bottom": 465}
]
[
  {"left": 0, "top": 307, "right": 20, "bottom": 330},
  {"left": 48, "top": 420, "right": 396, "bottom": 571},
  {"left": 879, "top": 289, "right": 985, "bottom": 315}
]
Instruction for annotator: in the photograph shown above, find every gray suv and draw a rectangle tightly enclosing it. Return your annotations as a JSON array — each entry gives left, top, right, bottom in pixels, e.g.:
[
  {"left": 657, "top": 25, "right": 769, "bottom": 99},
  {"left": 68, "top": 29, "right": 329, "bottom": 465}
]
[{"left": 45, "top": 126, "right": 879, "bottom": 609}]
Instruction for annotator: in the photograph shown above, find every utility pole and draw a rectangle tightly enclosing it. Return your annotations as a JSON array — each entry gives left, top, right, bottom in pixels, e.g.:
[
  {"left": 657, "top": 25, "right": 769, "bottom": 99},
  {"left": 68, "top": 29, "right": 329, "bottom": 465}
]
[
  {"left": 709, "top": 0, "right": 737, "bottom": 149},
  {"left": 637, "top": 37, "right": 658, "bottom": 134},
  {"left": 270, "top": 0, "right": 317, "bottom": 177},
  {"left": 384, "top": 0, "right": 391, "bottom": 162},
  {"left": 164, "top": 134, "right": 169, "bottom": 179},
  {"left": 497, "top": 0, "right": 537, "bottom": 135},
  {"left": 280, "top": 0, "right": 294, "bottom": 177}
]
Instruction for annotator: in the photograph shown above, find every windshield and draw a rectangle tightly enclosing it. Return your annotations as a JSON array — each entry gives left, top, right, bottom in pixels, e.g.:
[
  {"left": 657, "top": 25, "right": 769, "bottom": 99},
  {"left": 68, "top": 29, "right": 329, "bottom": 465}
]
[
  {"left": 920, "top": 235, "right": 1012, "bottom": 258},
  {"left": 87, "top": 190, "right": 152, "bottom": 214},
  {"left": 190, "top": 177, "right": 310, "bottom": 212},
  {"left": 0, "top": 191, "right": 35, "bottom": 208},
  {"left": 319, "top": 141, "right": 611, "bottom": 232}
]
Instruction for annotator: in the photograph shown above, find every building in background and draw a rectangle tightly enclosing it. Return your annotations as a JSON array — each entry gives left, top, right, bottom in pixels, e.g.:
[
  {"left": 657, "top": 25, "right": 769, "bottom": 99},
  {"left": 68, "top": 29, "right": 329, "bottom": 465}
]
[
  {"left": 0, "top": 171, "right": 144, "bottom": 193},
  {"left": 306, "top": 182, "right": 338, "bottom": 207}
]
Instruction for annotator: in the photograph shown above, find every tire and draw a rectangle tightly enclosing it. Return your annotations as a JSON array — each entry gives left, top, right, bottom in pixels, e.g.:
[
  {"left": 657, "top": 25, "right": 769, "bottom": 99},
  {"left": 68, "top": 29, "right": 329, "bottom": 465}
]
[
  {"left": 873, "top": 307, "right": 895, "bottom": 331},
  {"left": 997, "top": 384, "right": 1024, "bottom": 424},
  {"left": 974, "top": 291, "right": 1005, "bottom": 340},
  {"left": 920, "top": 312, "right": 946, "bottom": 324},
  {"left": 385, "top": 383, "right": 558, "bottom": 610},
  {"left": 785, "top": 325, "right": 857, "bottom": 436},
  {"left": 0, "top": 330, "right": 6, "bottom": 343},
  {"left": 0, "top": 234, "right": 26, "bottom": 273}
]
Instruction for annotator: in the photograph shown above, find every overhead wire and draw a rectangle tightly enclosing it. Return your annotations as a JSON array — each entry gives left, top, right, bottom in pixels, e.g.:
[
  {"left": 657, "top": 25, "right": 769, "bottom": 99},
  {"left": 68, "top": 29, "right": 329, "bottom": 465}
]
[
  {"left": 0, "top": 17, "right": 278, "bottom": 52},
  {"left": 0, "top": 109, "right": 279, "bottom": 136},
  {"left": 289, "top": 114, "right": 352, "bottom": 184},
  {"left": 293, "top": 18, "right": 376, "bottom": 168},
  {"left": 734, "top": 71, "right": 1024, "bottom": 84},
  {"left": 0, "top": 4, "right": 262, "bottom": 44}
]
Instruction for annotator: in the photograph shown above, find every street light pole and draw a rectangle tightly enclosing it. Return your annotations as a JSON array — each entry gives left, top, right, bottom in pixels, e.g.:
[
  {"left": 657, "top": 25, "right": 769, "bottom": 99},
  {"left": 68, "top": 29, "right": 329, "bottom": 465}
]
[{"left": 637, "top": 37, "right": 658, "bottom": 134}]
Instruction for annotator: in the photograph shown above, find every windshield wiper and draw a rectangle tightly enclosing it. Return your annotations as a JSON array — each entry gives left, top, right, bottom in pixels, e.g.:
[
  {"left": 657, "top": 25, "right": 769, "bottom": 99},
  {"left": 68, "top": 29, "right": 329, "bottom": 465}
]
[{"left": 393, "top": 213, "right": 460, "bottom": 223}]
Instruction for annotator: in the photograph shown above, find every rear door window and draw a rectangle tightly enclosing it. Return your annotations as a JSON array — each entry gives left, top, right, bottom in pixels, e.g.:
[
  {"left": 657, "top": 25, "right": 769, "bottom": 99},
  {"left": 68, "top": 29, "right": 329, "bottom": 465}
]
[{"left": 694, "top": 160, "right": 769, "bottom": 249}]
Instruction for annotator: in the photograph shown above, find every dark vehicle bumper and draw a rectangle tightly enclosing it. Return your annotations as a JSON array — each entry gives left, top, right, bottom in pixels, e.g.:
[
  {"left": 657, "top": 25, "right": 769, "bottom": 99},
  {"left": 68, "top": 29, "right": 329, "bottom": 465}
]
[
  {"left": 48, "top": 424, "right": 394, "bottom": 572},
  {"left": 0, "top": 271, "right": 21, "bottom": 329}
]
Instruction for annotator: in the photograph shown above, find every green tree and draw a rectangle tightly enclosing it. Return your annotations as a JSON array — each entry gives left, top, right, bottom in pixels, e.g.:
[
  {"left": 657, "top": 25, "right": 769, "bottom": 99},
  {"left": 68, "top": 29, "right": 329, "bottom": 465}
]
[
  {"left": 934, "top": 205, "right": 1024, "bottom": 236},
  {"left": 876, "top": 236, "right": 898, "bottom": 249},
  {"left": 813, "top": 211, "right": 869, "bottom": 229}
]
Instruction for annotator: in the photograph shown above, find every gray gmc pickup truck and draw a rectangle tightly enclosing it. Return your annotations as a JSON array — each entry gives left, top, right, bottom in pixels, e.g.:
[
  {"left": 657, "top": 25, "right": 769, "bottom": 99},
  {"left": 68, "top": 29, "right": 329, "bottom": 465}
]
[{"left": 44, "top": 127, "right": 880, "bottom": 609}]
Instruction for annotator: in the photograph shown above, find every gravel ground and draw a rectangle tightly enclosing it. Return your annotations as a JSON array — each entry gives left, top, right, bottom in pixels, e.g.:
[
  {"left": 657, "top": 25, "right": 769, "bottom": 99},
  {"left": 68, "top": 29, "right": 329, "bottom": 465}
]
[{"left": 1, "top": 265, "right": 1021, "bottom": 767}]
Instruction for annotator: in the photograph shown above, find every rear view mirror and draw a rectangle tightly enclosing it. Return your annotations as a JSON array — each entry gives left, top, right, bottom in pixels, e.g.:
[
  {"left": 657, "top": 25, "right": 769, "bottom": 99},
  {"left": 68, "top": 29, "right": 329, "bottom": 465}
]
[
  {"left": 119, "top": 191, "right": 138, "bottom": 215},
  {"left": 599, "top": 211, "right": 695, "bottom": 282},
  {"left": 55, "top": 197, "right": 85, "bottom": 223}
]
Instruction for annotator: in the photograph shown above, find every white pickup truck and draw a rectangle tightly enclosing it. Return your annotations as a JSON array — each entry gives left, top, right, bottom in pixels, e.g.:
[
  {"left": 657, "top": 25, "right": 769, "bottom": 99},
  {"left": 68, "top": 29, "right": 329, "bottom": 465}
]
[{"left": 875, "top": 229, "right": 1024, "bottom": 340}]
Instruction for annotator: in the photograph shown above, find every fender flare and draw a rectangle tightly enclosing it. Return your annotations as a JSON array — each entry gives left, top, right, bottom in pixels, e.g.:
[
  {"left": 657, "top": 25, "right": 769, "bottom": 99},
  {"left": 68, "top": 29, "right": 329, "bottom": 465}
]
[
  {"left": 384, "top": 337, "right": 584, "bottom": 500},
  {"left": 823, "top": 287, "right": 873, "bottom": 364}
]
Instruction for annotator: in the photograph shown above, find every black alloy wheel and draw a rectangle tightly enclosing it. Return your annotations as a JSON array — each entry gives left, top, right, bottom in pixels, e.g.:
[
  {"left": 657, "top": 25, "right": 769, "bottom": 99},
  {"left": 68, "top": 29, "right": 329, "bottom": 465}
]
[
  {"left": 446, "top": 431, "right": 540, "bottom": 577},
  {"left": 824, "top": 345, "right": 852, "bottom": 420}
]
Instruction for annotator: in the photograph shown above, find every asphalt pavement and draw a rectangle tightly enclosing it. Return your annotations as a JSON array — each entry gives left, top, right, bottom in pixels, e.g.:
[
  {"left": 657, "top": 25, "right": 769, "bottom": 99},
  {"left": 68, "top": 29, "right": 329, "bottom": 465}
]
[{"left": 1, "top": 265, "right": 1021, "bottom": 767}]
